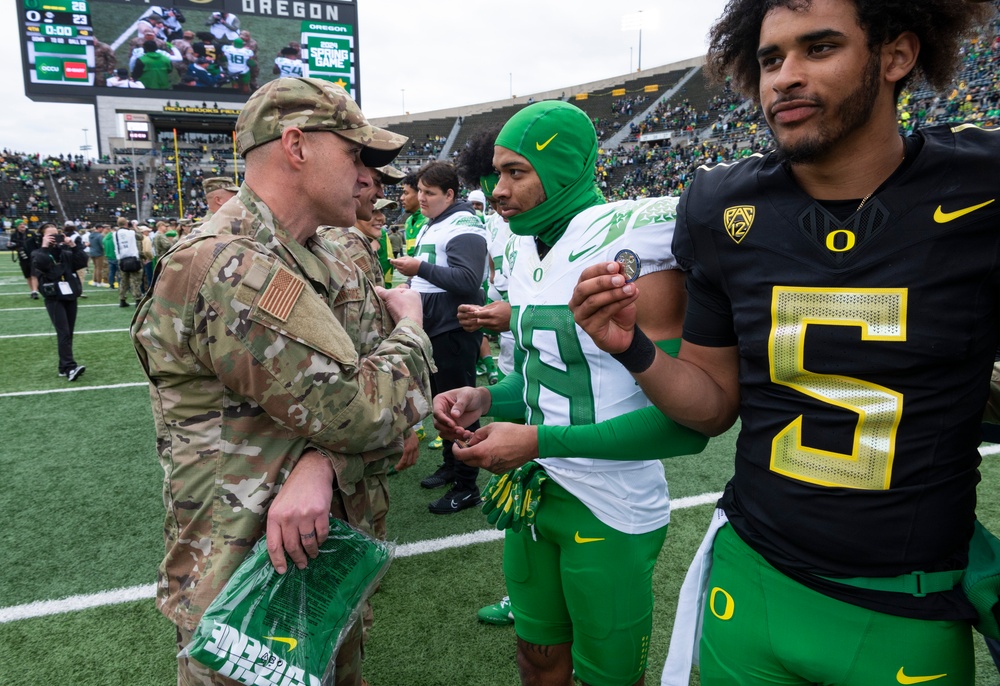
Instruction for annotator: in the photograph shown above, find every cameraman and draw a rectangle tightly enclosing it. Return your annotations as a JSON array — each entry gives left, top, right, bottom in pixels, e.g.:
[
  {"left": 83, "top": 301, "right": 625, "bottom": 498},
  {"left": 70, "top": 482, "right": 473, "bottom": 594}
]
[{"left": 31, "top": 223, "right": 87, "bottom": 381}]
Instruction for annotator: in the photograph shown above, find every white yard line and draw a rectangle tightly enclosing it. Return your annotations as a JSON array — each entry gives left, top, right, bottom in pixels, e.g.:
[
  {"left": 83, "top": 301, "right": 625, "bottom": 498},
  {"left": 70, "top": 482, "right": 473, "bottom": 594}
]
[
  {"left": 0, "top": 382, "right": 147, "bottom": 398},
  {"left": 0, "top": 328, "right": 129, "bottom": 339},
  {"left": 0, "top": 492, "right": 727, "bottom": 623},
  {"left": 0, "top": 303, "right": 127, "bottom": 312}
]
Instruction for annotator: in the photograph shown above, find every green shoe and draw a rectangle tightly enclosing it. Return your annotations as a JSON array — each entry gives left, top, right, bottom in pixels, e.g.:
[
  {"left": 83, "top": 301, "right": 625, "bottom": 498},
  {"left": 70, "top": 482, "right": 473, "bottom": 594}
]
[
  {"left": 476, "top": 361, "right": 487, "bottom": 376},
  {"left": 415, "top": 425, "right": 427, "bottom": 441},
  {"left": 429, "top": 436, "right": 443, "bottom": 450},
  {"left": 477, "top": 596, "right": 514, "bottom": 625}
]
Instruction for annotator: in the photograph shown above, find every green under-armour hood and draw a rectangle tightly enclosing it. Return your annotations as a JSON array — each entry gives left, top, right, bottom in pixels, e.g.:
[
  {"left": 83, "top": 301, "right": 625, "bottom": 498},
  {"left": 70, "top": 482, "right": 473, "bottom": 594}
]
[{"left": 495, "top": 101, "right": 604, "bottom": 245}]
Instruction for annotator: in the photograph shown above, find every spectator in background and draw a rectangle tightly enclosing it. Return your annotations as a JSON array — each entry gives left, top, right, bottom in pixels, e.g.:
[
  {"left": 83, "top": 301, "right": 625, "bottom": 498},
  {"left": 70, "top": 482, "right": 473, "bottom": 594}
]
[
  {"left": 113, "top": 220, "right": 146, "bottom": 307},
  {"left": 88, "top": 223, "right": 108, "bottom": 287},
  {"left": 10, "top": 218, "right": 40, "bottom": 299},
  {"left": 31, "top": 223, "right": 87, "bottom": 381},
  {"left": 139, "top": 225, "right": 155, "bottom": 292}
]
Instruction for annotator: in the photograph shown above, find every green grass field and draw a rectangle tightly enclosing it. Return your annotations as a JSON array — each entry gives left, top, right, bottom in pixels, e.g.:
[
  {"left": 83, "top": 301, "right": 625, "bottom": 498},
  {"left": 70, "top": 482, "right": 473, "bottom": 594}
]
[{"left": 1, "top": 256, "right": 1000, "bottom": 685}]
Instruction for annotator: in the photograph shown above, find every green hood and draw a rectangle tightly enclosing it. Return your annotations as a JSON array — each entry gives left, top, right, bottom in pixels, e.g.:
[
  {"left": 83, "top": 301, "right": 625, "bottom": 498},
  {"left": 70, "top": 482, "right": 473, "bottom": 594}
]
[{"left": 495, "top": 101, "right": 604, "bottom": 246}]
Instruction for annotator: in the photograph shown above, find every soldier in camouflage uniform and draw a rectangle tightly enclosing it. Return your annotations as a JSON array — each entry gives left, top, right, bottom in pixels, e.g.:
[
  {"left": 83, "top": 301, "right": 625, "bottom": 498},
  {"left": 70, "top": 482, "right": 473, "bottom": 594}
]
[
  {"left": 319, "top": 163, "right": 421, "bottom": 477},
  {"left": 131, "top": 77, "right": 433, "bottom": 686}
]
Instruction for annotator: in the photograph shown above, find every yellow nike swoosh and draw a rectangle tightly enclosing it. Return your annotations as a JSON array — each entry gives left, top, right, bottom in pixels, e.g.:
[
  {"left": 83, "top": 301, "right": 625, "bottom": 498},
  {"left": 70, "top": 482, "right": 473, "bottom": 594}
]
[
  {"left": 535, "top": 133, "right": 559, "bottom": 151},
  {"left": 896, "top": 667, "right": 947, "bottom": 684},
  {"left": 265, "top": 636, "right": 298, "bottom": 652},
  {"left": 933, "top": 199, "right": 994, "bottom": 223},
  {"left": 574, "top": 532, "right": 605, "bottom": 544}
]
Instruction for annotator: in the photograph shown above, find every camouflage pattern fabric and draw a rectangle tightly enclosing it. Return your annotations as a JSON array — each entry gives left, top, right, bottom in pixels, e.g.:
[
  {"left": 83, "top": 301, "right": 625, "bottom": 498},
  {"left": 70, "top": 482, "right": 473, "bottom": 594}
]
[
  {"left": 234, "top": 78, "right": 406, "bottom": 160},
  {"left": 132, "top": 184, "right": 434, "bottom": 643},
  {"left": 317, "top": 226, "right": 384, "bottom": 286}
]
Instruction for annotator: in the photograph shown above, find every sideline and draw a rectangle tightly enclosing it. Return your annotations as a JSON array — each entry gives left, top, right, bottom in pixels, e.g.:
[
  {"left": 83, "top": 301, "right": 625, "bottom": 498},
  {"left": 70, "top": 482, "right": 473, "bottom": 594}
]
[{"left": 0, "top": 492, "right": 724, "bottom": 624}]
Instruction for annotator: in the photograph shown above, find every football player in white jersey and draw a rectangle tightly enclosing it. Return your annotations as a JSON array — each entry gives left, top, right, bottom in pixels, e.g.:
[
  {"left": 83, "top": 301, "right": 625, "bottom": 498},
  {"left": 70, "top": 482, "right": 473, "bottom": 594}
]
[
  {"left": 274, "top": 47, "right": 304, "bottom": 79},
  {"left": 434, "top": 101, "right": 707, "bottom": 685},
  {"left": 391, "top": 162, "right": 490, "bottom": 514}
]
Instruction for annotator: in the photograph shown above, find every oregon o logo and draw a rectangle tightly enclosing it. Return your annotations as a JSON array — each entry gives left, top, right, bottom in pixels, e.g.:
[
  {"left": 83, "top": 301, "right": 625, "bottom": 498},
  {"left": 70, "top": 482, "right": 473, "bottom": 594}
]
[
  {"left": 533, "top": 268, "right": 543, "bottom": 282},
  {"left": 709, "top": 587, "right": 735, "bottom": 621},
  {"left": 826, "top": 229, "right": 856, "bottom": 253}
]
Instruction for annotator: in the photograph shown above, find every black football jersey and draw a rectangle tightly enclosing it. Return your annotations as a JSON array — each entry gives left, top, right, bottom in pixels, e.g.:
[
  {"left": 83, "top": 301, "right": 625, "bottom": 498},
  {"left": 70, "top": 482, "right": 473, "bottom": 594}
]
[{"left": 675, "top": 124, "right": 1000, "bottom": 619}]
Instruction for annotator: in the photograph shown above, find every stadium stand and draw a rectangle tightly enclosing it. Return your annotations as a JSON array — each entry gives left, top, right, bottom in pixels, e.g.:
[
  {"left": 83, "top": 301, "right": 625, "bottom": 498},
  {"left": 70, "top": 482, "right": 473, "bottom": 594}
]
[{"left": 5, "top": 4, "right": 1000, "bottom": 232}]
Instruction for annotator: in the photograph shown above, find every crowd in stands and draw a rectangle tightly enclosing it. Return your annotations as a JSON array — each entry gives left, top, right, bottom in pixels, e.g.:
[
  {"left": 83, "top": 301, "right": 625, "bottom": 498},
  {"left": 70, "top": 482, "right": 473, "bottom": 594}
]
[{"left": 4, "top": 3, "right": 1000, "bottom": 230}]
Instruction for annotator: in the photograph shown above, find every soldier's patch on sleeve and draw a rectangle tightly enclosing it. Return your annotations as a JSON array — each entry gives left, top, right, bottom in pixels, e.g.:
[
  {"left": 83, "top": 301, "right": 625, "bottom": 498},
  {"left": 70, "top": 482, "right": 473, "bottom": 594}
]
[{"left": 258, "top": 266, "right": 304, "bottom": 322}]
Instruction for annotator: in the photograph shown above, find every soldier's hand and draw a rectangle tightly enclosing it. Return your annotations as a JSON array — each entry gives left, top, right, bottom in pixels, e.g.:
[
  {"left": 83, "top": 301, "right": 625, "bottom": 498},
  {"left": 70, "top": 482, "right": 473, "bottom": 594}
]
[
  {"left": 376, "top": 286, "right": 422, "bottom": 327},
  {"left": 433, "top": 386, "right": 491, "bottom": 440},
  {"left": 265, "top": 451, "right": 334, "bottom": 574},
  {"left": 568, "top": 261, "right": 640, "bottom": 354},
  {"left": 389, "top": 255, "right": 421, "bottom": 277},
  {"left": 395, "top": 429, "right": 420, "bottom": 472},
  {"left": 453, "top": 423, "right": 538, "bottom": 473}
]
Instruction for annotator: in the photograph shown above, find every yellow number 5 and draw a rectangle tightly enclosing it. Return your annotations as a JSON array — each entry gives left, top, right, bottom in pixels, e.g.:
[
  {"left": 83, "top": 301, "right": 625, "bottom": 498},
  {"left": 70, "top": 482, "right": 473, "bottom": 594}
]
[{"left": 769, "top": 287, "right": 907, "bottom": 490}]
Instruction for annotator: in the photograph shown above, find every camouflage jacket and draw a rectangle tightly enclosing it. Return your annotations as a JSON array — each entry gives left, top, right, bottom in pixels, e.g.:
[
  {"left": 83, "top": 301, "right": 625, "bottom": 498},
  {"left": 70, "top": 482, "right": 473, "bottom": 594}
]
[
  {"left": 131, "top": 185, "right": 433, "bottom": 630},
  {"left": 317, "top": 225, "right": 383, "bottom": 285}
]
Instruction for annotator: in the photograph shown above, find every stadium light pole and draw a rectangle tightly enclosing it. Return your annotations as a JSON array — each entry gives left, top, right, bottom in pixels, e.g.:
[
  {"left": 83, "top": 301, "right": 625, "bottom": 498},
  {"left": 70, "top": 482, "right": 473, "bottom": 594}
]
[
  {"left": 81, "top": 128, "right": 92, "bottom": 159},
  {"left": 621, "top": 10, "right": 659, "bottom": 72},
  {"left": 401, "top": 88, "right": 405, "bottom": 113}
]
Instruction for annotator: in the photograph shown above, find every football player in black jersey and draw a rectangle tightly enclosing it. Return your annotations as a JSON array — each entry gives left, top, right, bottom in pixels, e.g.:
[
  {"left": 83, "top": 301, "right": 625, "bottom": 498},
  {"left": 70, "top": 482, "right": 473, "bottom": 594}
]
[{"left": 570, "top": 0, "right": 997, "bottom": 683}]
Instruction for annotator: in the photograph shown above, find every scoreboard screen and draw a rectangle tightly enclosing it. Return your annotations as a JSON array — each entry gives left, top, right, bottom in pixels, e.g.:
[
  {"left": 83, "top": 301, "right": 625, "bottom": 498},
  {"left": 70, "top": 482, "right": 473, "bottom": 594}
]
[
  {"left": 24, "top": 0, "right": 95, "bottom": 86},
  {"left": 17, "top": 0, "right": 360, "bottom": 105}
]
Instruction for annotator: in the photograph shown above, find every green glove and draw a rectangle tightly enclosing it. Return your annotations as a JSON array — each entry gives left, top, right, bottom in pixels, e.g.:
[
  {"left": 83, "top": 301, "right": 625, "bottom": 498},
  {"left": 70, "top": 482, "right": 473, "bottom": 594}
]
[
  {"left": 519, "top": 467, "right": 547, "bottom": 529},
  {"left": 480, "top": 462, "right": 546, "bottom": 532}
]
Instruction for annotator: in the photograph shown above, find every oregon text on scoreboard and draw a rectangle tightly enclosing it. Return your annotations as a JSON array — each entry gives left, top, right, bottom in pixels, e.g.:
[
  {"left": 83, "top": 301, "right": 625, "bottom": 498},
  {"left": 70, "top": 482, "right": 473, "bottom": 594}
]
[{"left": 18, "top": 0, "right": 360, "bottom": 104}]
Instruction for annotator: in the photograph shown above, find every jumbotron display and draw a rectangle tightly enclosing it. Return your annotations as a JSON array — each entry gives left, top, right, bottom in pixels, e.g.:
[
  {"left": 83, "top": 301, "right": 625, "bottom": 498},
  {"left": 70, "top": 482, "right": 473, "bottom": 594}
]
[{"left": 18, "top": 0, "right": 360, "bottom": 104}]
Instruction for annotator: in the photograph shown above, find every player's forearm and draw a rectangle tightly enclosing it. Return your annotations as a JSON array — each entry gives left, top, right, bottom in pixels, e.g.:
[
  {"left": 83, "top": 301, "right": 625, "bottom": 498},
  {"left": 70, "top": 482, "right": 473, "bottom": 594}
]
[{"left": 632, "top": 344, "right": 740, "bottom": 436}]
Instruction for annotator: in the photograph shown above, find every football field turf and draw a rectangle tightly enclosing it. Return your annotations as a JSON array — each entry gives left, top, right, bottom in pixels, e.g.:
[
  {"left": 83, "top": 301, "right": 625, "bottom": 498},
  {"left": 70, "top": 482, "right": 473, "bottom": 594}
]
[{"left": 2, "top": 256, "right": 999, "bottom": 685}]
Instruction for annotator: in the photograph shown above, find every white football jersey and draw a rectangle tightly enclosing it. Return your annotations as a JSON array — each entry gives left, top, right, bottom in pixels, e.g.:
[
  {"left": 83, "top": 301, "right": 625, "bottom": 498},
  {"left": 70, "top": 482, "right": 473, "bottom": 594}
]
[
  {"left": 485, "top": 213, "right": 515, "bottom": 374},
  {"left": 274, "top": 57, "right": 303, "bottom": 78},
  {"left": 222, "top": 45, "right": 254, "bottom": 74},
  {"left": 507, "top": 196, "right": 680, "bottom": 533},
  {"left": 410, "top": 210, "right": 487, "bottom": 295}
]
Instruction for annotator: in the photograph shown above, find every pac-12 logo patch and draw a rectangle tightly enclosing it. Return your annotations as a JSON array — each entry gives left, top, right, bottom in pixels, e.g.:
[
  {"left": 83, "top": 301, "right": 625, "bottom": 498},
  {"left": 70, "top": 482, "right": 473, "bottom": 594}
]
[{"left": 724, "top": 206, "right": 755, "bottom": 244}]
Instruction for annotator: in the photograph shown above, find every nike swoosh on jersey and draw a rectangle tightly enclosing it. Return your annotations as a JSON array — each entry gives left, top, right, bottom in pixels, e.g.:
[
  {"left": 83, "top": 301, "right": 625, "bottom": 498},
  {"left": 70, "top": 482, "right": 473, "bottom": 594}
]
[
  {"left": 896, "top": 667, "right": 947, "bottom": 684},
  {"left": 574, "top": 532, "right": 605, "bottom": 544},
  {"left": 932, "top": 199, "right": 994, "bottom": 223},
  {"left": 536, "top": 133, "right": 559, "bottom": 151},
  {"left": 265, "top": 636, "right": 298, "bottom": 651}
]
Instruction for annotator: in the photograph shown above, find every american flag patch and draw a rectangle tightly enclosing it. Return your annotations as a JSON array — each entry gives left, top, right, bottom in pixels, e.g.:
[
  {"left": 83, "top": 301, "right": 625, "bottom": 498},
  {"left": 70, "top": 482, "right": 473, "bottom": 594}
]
[{"left": 258, "top": 266, "right": 304, "bottom": 321}]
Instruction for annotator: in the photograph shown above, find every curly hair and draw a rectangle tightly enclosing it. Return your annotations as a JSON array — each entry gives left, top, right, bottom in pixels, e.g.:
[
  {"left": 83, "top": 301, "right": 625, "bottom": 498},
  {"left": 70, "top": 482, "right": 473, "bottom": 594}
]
[
  {"left": 455, "top": 124, "right": 504, "bottom": 188},
  {"left": 707, "top": 0, "right": 994, "bottom": 100}
]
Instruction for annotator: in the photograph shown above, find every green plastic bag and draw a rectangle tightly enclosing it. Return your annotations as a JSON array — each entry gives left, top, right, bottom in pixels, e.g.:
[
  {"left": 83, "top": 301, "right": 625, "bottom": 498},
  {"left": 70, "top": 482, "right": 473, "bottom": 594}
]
[{"left": 180, "top": 518, "right": 393, "bottom": 686}]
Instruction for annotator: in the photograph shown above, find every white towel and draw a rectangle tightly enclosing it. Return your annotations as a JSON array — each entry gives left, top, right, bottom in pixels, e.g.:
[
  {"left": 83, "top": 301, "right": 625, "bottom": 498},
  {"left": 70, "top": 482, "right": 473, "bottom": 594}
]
[{"left": 661, "top": 508, "right": 729, "bottom": 686}]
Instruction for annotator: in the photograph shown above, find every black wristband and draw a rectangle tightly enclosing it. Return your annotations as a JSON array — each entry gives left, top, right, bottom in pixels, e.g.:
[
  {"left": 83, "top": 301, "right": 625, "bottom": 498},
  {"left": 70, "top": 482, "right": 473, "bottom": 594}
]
[{"left": 610, "top": 325, "right": 657, "bottom": 374}]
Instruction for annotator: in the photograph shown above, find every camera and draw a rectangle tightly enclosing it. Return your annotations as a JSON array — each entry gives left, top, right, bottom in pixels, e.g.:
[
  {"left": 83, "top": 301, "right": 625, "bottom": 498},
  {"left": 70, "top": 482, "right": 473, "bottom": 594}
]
[{"left": 49, "top": 233, "right": 63, "bottom": 245}]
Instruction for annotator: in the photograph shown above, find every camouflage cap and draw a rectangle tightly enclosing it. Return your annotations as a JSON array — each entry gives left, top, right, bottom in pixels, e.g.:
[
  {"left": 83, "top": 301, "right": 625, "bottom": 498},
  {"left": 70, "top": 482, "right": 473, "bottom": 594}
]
[
  {"left": 374, "top": 164, "right": 405, "bottom": 185},
  {"left": 374, "top": 198, "right": 399, "bottom": 212},
  {"left": 202, "top": 177, "right": 239, "bottom": 194},
  {"left": 235, "top": 77, "right": 408, "bottom": 166}
]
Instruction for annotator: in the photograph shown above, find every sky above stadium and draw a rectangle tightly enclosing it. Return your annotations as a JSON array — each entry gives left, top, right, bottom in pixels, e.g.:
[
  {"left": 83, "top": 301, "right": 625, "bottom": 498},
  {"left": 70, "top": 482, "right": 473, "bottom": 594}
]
[{"left": 0, "top": 0, "right": 730, "bottom": 158}]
